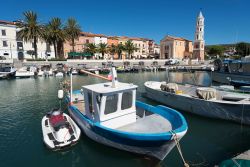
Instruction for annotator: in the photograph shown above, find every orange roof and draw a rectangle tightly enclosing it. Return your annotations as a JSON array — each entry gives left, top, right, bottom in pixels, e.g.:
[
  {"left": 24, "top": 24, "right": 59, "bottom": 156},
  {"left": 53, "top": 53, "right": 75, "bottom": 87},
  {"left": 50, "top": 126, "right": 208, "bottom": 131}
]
[
  {"left": 0, "top": 20, "right": 15, "bottom": 25},
  {"left": 163, "top": 35, "right": 192, "bottom": 42},
  {"left": 80, "top": 32, "right": 106, "bottom": 37}
]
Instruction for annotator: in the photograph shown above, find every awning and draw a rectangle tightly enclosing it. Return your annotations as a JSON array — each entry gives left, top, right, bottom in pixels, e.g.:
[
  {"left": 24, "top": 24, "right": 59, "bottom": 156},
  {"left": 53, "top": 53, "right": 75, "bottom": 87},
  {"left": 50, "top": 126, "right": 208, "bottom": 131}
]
[{"left": 68, "top": 52, "right": 92, "bottom": 57}]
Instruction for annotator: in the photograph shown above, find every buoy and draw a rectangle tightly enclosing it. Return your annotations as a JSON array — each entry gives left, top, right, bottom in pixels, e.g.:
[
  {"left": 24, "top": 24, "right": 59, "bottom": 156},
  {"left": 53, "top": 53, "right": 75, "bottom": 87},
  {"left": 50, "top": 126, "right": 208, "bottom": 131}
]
[{"left": 58, "top": 90, "right": 64, "bottom": 100}]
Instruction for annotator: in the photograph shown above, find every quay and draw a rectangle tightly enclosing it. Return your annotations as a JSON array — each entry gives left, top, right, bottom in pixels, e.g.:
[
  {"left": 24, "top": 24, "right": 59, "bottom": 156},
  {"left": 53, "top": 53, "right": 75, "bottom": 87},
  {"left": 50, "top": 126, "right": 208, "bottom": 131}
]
[{"left": 21, "top": 59, "right": 213, "bottom": 71}]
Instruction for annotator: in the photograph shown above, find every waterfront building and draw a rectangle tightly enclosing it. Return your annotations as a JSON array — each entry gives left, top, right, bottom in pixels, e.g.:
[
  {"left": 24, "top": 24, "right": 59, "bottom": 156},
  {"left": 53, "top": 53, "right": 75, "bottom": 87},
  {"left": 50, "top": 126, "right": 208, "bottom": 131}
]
[
  {"left": 0, "top": 20, "right": 55, "bottom": 60},
  {"left": 107, "top": 36, "right": 119, "bottom": 59},
  {"left": 153, "top": 44, "right": 160, "bottom": 58},
  {"left": 160, "top": 35, "right": 193, "bottom": 59},
  {"left": 94, "top": 34, "right": 108, "bottom": 59},
  {"left": 116, "top": 36, "right": 154, "bottom": 59},
  {"left": 63, "top": 32, "right": 95, "bottom": 58},
  {"left": 193, "top": 11, "right": 205, "bottom": 60},
  {"left": 0, "top": 20, "right": 23, "bottom": 60},
  {"left": 130, "top": 37, "right": 149, "bottom": 59}
]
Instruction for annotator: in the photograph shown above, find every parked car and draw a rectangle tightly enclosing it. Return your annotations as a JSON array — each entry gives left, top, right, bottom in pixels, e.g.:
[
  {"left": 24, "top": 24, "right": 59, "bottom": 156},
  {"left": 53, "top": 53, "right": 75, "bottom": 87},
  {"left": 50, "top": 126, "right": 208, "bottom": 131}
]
[{"left": 165, "top": 59, "right": 179, "bottom": 65}]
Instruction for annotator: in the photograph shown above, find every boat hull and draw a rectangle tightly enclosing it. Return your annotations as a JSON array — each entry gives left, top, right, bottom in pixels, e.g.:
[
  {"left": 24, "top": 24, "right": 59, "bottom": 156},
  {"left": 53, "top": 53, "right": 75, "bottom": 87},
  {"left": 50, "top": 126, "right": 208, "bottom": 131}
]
[
  {"left": 145, "top": 82, "right": 250, "bottom": 125},
  {"left": 212, "top": 71, "right": 250, "bottom": 84},
  {"left": 68, "top": 105, "right": 185, "bottom": 161},
  {"left": 41, "top": 113, "right": 81, "bottom": 150}
]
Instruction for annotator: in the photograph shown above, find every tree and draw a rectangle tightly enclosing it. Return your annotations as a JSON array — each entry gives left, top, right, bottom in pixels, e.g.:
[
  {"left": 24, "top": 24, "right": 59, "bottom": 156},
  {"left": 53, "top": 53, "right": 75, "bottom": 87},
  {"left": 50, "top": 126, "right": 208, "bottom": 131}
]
[
  {"left": 116, "top": 43, "right": 124, "bottom": 59},
  {"left": 207, "top": 45, "right": 225, "bottom": 58},
  {"left": 236, "top": 42, "right": 250, "bottom": 57},
  {"left": 17, "top": 11, "right": 44, "bottom": 59},
  {"left": 109, "top": 44, "right": 117, "bottom": 59},
  {"left": 64, "top": 18, "right": 81, "bottom": 52},
  {"left": 44, "top": 17, "right": 65, "bottom": 59},
  {"left": 98, "top": 43, "right": 108, "bottom": 59},
  {"left": 124, "top": 40, "right": 137, "bottom": 59},
  {"left": 85, "top": 43, "right": 97, "bottom": 57}
]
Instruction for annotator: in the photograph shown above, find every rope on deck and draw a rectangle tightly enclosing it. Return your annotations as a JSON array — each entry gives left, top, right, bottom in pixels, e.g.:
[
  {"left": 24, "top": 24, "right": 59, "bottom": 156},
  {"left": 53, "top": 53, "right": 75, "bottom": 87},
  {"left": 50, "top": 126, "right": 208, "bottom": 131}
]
[
  {"left": 170, "top": 130, "right": 189, "bottom": 167},
  {"left": 232, "top": 159, "right": 241, "bottom": 167}
]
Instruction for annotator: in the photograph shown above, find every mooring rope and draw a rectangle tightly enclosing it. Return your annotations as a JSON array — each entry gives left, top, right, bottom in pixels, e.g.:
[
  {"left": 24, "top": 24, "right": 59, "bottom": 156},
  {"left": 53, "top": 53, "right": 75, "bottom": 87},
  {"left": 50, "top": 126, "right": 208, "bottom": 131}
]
[
  {"left": 170, "top": 130, "right": 189, "bottom": 167},
  {"left": 232, "top": 159, "right": 241, "bottom": 167},
  {"left": 240, "top": 101, "right": 245, "bottom": 132}
]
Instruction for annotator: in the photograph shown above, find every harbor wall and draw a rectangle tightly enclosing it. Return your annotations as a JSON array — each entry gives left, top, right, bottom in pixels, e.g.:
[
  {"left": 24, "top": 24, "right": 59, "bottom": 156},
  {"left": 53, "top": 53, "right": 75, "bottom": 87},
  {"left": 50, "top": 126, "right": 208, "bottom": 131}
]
[{"left": 19, "top": 59, "right": 212, "bottom": 69}]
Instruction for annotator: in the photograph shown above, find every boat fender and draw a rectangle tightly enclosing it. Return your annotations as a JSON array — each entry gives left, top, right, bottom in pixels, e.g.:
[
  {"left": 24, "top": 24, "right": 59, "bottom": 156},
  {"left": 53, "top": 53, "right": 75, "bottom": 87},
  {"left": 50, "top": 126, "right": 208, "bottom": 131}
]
[{"left": 58, "top": 90, "right": 64, "bottom": 99}]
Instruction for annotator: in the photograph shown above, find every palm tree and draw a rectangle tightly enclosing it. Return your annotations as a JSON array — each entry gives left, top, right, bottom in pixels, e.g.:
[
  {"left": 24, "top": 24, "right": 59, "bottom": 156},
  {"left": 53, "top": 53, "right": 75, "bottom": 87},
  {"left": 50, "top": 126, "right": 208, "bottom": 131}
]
[
  {"left": 64, "top": 18, "right": 81, "bottom": 52},
  {"left": 98, "top": 43, "right": 108, "bottom": 59},
  {"left": 44, "top": 17, "right": 65, "bottom": 58},
  {"left": 124, "top": 40, "right": 137, "bottom": 59},
  {"left": 85, "top": 43, "right": 97, "bottom": 57},
  {"left": 116, "top": 43, "right": 124, "bottom": 59},
  {"left": 17, "top": 11, "right": 44, "bottom": 59},
  {"left": 109, "top": 44, "right": 117, "bottom": 59}
]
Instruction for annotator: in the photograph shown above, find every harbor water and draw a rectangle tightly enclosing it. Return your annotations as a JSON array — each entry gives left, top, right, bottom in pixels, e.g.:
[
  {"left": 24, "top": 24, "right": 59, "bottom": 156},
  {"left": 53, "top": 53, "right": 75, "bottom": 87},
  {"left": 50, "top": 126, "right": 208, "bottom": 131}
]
[{"left": 0, "top": 71, "right": 250, "bottom": 167}]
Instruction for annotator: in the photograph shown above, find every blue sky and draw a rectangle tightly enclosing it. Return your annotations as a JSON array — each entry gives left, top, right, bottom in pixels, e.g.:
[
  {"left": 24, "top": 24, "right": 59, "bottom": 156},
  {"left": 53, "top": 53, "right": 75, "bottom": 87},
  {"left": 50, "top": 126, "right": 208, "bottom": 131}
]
[{"left": 1, "top": 0, "right": 250, "bottom": 44}]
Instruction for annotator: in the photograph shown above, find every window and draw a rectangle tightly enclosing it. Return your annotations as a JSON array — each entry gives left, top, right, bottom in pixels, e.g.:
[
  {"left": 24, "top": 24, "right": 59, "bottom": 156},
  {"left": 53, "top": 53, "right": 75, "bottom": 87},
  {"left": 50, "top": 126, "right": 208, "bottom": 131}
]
[
  {"left": 88, "top": 92, "right": 93, "bottom": 112},
  {"left": 196, "top": 35, "right": 199, "bottom": 40},
  {"left": 1, "top": 30, "right": 6, "bottom": 36},
  {"left": 200, "top": 28, "right": 202, "bottom": 31},
  {"left": 3, "top": 41, "right": 8, "bottom": 47},
  {"left": 121, "top": 91, "right": 133, "bottom": 110},
  {"left": 104, "top": 94, "right": 118, "bottom": 115},
  {"left": 86, "top": 39, "right": 89, "bottom": 43}
]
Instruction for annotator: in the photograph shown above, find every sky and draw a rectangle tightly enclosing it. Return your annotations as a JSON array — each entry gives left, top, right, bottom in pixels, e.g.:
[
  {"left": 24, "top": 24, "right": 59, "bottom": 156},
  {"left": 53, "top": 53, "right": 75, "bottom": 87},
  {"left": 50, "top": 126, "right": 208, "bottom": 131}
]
[{"left": 1, "top": 0, "right": 250, "bottom": 45}]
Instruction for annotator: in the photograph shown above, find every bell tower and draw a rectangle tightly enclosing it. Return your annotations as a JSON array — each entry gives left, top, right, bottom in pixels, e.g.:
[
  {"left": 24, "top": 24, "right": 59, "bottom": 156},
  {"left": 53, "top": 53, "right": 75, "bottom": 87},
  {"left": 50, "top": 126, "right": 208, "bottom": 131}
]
[{"left": 193, "top": 11, "right": 205, "bottom": 60}]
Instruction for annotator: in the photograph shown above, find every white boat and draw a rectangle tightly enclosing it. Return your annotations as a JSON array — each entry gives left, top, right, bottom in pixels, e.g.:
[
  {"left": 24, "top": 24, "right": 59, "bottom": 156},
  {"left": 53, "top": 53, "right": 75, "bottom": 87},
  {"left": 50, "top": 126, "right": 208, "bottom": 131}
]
[
  {"left": 65, "top": 68, "right": 188, "bottom": 161},
  {"left": 0, "top": 63, "right": 16, "bottom": 78},
  {"left": 37, "top": 70, "right": 44, "bottom": 77},
  {"left": 144, "top": 81, "right": 250, "bottom": 125},
  {"left": 15, "top": 66, "right": 35, "bottom": 78},
  {"left": 55, "top": 72, "right": 64, "bottom": 77},
  {"left": 41, "top": 109, "right": 81, "bottom": 150},
  {"left": 71, "top": 68, "right": 78, "bottom": 75}
]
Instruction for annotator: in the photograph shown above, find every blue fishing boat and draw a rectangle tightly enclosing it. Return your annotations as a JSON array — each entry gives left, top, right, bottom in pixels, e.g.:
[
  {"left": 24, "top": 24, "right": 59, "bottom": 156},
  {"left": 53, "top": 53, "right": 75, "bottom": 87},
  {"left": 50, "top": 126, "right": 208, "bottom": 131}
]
[{"left": 65, "top": 68, "right": 188, "bottom": 161}]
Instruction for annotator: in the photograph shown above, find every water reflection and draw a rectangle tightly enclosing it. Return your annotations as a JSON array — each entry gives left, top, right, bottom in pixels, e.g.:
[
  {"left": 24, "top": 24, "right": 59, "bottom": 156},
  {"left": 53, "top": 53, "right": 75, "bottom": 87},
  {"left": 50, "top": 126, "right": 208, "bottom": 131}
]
[{"left": 168, "top": 71, "right": 211, "bottom": 86}]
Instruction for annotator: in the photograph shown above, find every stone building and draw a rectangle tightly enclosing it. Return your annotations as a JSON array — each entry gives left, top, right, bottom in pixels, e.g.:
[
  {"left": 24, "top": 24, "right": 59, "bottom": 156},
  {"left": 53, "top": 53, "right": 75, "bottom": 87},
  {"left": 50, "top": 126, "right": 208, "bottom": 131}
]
[
  {"left": 160, "top": 35, "right": 193, "bottom": 59},
  {"left": 193, "top": 11, "right": 205, "bottom": 60}
]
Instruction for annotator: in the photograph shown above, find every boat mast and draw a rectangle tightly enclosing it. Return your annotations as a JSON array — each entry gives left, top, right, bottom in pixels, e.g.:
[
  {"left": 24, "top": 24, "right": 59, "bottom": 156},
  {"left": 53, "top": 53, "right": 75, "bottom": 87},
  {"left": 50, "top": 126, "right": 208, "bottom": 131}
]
[
  {"left": 111, "top": 66, "right": 118, "bottom": 88},
  {"left": 70, "top": 72, "right": 73, "bottom": 104}
]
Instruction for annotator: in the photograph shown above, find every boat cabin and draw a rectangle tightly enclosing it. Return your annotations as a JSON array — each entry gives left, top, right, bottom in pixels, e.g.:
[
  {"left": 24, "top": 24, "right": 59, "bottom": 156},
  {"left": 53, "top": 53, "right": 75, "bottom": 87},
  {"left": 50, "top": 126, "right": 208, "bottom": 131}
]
[{"left": 82, "top": 82, "right": 138, "bottom": 129}]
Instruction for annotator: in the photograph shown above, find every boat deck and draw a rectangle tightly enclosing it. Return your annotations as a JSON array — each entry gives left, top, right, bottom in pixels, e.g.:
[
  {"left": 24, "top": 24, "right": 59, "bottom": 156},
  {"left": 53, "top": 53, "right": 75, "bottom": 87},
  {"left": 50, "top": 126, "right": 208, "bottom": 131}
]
[
  {"left": 72, "top": 100, "right": 85, "bottom": 114},
  {"left": 117, "top": 114, "right": 172, "bottom": 133}
]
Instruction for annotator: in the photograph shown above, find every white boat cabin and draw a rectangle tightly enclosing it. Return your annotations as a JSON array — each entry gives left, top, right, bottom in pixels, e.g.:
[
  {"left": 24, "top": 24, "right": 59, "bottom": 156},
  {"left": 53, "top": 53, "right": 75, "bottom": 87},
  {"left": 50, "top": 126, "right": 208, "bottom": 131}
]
[{"left": 82, "top": 82, "right": 138, "bottom": 129}]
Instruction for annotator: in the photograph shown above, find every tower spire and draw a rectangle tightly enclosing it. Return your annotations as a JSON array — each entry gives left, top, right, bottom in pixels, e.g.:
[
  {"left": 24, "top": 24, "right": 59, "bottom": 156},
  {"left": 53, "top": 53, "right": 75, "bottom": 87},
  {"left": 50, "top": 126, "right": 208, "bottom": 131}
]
[{"left": 193, "top": 10, "right": 205, "bottom": 60}]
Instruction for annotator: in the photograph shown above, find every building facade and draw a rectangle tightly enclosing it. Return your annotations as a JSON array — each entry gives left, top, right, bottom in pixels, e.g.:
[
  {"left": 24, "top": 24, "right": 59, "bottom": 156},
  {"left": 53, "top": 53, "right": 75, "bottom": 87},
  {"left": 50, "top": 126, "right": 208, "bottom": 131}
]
[
  {"left": 193, "top": 11, "right": 205, "bottom": 60},
  {"left": 63, "top": 32, "right": 95, "bottom": 58},
  {"left": 94, "top": 35, "right": 108, "bottom": 59},
  {"left": 0, "top": 20, "right": 19, "bottom": 59},
  {"left": 0, "top": 20, "right": 55, "bottom": 60},
  {"left": 131, "top": 38, "right": 149, "bottom": 59},
  {"left": 160, "top": 35, "right": 193, "bottom": 59},
  {"left": 107, "top": 36, "right": 119, "bottom": 59}
]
